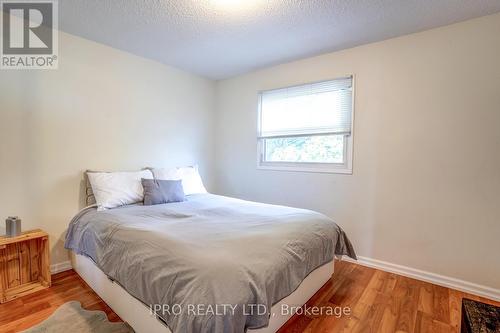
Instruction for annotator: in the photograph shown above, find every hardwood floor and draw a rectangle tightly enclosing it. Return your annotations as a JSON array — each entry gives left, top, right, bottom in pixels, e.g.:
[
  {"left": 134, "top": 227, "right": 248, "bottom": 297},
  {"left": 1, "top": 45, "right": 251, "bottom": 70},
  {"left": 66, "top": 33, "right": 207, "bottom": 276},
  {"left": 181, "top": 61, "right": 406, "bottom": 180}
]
[
  {"left": 278, "top": 261, "right": 500, "bottom": 333},
  {"left": 0, "top": 261, "right": 498, "bottom": 333},
  {"left": 0, "top": 270, "right": 120, "bottom": 333}
]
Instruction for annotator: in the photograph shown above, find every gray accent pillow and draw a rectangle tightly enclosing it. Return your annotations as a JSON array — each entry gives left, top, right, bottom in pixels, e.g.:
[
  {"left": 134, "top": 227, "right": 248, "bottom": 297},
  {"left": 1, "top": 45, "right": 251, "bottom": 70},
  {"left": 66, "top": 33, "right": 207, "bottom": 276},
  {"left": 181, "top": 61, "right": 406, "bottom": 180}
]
[{"left": 142, "top": 179, "right": 186, "bottom": 206}]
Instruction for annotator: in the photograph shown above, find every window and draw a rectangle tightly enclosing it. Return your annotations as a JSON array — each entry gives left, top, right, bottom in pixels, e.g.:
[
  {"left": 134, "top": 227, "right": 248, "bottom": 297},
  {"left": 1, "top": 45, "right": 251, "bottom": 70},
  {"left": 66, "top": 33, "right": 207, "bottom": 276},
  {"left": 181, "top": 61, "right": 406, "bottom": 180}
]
[{"left": 257, "top": 76, "right": 354, "bottom": 173}]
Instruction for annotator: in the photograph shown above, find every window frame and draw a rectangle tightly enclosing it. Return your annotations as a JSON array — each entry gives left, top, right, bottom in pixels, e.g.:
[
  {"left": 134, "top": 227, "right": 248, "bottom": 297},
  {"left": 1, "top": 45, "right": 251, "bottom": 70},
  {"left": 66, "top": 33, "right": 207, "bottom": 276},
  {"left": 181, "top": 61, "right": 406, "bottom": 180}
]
[{"left": 256, "top": 75, "right": 355, "bottom": 174}]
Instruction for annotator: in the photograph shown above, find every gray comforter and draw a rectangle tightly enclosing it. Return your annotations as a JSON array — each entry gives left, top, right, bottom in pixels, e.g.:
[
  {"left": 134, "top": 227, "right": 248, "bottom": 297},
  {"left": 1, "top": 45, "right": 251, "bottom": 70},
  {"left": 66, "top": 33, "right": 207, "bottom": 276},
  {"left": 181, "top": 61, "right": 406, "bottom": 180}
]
[{"left": 65, "top": 194, "right": 356, "bottom": 333}]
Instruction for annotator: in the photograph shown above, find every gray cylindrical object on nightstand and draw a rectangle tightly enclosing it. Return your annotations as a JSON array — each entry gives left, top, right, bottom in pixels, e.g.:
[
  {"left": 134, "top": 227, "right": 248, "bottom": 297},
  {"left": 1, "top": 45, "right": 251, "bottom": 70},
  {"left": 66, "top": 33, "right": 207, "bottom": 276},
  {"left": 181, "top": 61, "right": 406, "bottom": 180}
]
[{"left": 6, "top": 216, "right": 22, "bottom": 237}]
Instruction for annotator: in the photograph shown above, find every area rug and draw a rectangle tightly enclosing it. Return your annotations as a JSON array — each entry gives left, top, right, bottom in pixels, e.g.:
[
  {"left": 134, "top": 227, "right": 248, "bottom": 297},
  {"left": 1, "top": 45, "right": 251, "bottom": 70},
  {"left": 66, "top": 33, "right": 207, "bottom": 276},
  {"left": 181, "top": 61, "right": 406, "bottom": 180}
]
[{"left": 22, "top": 301, "right": 134, "bottom": 333}]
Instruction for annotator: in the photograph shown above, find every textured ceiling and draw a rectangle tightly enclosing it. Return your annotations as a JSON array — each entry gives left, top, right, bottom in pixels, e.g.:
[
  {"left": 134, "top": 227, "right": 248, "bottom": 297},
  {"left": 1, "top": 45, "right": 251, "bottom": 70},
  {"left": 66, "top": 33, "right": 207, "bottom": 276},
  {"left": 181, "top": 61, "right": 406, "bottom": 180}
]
[{"left": 58, "top": 0, "right": 500, "bottom": 79}]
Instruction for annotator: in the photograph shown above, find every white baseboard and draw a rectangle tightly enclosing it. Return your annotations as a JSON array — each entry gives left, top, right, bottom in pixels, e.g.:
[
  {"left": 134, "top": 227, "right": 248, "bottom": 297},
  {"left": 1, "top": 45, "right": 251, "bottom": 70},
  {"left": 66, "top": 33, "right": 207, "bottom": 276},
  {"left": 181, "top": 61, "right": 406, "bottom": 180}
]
[
  {"left": 342, "top": 255, "right": 500, "bottom": 302},
  {"left": 50, "top": 260, "right": 72, "bottom": 274}
]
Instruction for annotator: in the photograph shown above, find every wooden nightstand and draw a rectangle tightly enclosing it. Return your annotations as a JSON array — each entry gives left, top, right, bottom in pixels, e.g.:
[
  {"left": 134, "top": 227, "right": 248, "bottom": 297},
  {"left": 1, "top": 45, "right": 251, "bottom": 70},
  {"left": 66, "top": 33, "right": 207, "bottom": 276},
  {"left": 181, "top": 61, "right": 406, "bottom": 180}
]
[{"left": 0, "top": 229, "right": 51, "bottom": 303}]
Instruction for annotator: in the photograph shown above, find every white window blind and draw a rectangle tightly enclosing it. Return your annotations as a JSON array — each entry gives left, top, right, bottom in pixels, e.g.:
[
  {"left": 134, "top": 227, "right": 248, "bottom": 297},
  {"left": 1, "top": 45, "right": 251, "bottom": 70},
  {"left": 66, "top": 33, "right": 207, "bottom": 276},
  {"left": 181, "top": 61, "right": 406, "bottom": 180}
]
[{"left": 259, "top": 76, "right": 353, "bottom": 138}]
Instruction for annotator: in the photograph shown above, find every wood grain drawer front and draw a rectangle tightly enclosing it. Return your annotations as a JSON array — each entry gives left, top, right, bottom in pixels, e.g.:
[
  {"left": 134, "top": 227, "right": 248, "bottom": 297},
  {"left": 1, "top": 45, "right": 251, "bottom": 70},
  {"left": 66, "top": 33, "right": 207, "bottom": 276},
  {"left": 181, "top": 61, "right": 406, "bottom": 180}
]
[{"left": 0, "top": 231, "right": 50, "bottom": 303}]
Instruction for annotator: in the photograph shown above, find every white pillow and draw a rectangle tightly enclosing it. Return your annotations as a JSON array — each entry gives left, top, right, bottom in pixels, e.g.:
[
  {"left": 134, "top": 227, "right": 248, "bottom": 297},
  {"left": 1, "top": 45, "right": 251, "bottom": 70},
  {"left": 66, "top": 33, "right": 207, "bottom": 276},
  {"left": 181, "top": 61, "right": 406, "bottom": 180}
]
[
  {"left": 87, "top": 170, "right": 153, "bottom": 210},
  {"left": 151, "top": 167, "right": 181, "bottom": 181},
  {"left": 152, "top": 166, "right": 207, "bottom": 195}
]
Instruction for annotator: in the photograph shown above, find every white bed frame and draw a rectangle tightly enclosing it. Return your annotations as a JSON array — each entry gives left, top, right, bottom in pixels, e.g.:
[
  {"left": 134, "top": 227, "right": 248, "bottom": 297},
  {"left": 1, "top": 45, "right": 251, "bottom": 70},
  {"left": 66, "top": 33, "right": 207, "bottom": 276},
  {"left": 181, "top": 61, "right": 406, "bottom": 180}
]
[{"left": 71, "top": 252, "right": 334, "bottom": 333}]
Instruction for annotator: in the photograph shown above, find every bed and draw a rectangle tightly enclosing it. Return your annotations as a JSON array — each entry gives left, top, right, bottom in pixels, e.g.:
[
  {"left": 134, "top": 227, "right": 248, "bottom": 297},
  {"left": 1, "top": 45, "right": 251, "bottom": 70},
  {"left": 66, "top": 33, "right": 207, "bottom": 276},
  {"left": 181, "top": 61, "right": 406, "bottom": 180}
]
[{"left": 65, "top": 193, "right": 356, "bottom": 333}]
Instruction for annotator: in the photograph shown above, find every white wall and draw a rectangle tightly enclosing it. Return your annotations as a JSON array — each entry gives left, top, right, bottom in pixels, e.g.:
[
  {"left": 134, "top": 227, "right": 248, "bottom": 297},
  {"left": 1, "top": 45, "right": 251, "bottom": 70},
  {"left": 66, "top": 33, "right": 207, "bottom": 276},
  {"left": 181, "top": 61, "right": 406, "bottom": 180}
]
[
  {"left": 0, "top": 31, "right": 215, "bottom": 266},
  {"left": 214, "top": 13, "right": 500, "bottom": 290}
]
